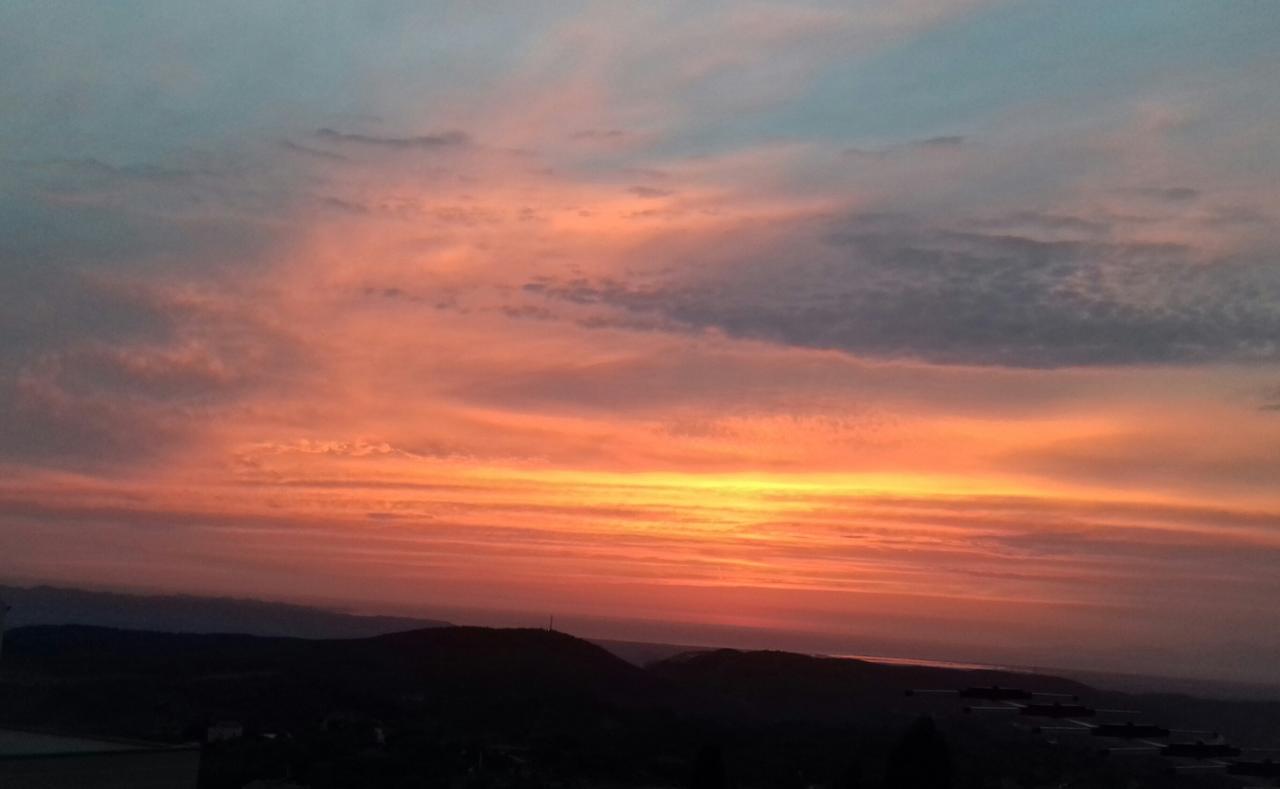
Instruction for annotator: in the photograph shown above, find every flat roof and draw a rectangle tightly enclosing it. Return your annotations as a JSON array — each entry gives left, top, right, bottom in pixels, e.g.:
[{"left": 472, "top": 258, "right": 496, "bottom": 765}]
[{"left": 0, "top": 728, "right": 158, "bottom": 757}]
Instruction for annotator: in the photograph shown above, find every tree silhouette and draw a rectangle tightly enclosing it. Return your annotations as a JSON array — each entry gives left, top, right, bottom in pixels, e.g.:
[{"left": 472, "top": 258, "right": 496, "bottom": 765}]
[
  {"left": 886, "top": 716, "right": 951, "bottom": 789},
  {"left": 837, "top": 760, "right": 863, "bottom": 789},
  {"left": 690, "top": 743, "right": 727, "bottom": 789}
]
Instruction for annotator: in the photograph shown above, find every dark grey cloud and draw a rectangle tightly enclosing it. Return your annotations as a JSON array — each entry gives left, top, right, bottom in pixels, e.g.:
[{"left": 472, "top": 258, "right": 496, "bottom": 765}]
[
  {"left": 0, "top": 382, "right": 181, "bottom": 468},
  {"left": 315, "top": 128, "right": 470, "bottom": 150},
  {"left": 500, "top": 304, "right": 557, "bottom": 321},
  {"left": 321, "top": 196, "right": 371, "bottom": 214},
  {"left": 917, "top": 135, "right": 967, "bottom": 147},
  {"left": 621, "top": 167, "right": 670, "bottom": 181},
  {"left": 33, "top": 158, "right": 205, "bottom": 183},
  {"left": 0, "top": 154, "right": 282, "bottom": 328},
  {"left": 570, "top": 129, "right": 628, "bottom": 141},
  {"left": 1128, "top": 186, "right": 1200, "bottom": 202},
  {"left": 841, "top": 146, "right": 889, "bottom": 159},
  {"left": 523, "top": 216, "right": 1280, "bottom": 368},
  {"left": 842, "top": 135, "right": 968, "bottom": 158},
  {"left": 968, "top": 210, "right": 1108, "bottom": 236},
  {"left": 1261, "top": 385, "right": 1280, "bottom": 412},
  {"left": 1202, "top": 206, "right": 1268, "bottom": 227},
  {"left": 315, "top": 194, "right": 502, "bottom": 224},
  {"left": 628, "top": 185, "right": 674, "bottom": 198},
  {"left": 280, "top": 139, "right": 350, "bottom": 161},
  {"left": 0, "top": 275, "right": 301, "bottom": 471},
  {"left": 0, "top": 155, "right": 299, "bottom": 470}
]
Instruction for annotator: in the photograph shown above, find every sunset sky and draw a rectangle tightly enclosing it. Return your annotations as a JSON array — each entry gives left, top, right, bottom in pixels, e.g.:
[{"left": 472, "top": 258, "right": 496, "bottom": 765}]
[{"left": 3, "top": 1, "right": 1280, "bottom": 683}]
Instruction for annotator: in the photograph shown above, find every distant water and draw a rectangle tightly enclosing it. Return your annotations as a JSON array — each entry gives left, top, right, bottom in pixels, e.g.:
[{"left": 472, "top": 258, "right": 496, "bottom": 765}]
[
  {"left": 831, "top": 653, "right": 1030, "bottom": 673},
  {"left": 834, "top": 652, "right": 1280, "bottom": 700}
]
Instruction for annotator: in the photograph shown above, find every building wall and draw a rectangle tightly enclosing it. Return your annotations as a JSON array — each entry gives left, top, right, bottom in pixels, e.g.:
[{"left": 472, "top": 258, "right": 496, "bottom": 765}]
[{"left": 0, "top": 748, "right": 200, "bottom": 789}]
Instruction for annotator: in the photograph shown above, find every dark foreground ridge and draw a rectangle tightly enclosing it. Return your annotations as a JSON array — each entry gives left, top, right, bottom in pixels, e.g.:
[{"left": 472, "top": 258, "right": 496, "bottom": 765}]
[{"left": 3, "top": 625, "right": 1278, "bottom": 788}]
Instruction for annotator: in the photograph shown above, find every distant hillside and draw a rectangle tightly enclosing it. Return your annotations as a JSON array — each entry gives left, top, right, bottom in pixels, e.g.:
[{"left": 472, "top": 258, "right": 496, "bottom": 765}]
[
  {"left": 650, "top": 647, "right": 1091, "bottom": 722},
  {"left": 0, "top": 584, "right": 448, "bottom": 638},
  {"left": 0, "top": 624, "right": 669, "bottom": 744},
  {"left": 654, "top": 647, "right": 1090, "bottom": 694},
  {"left": 589, "top": 637, "right": 710, "bottom": 666},
  {"left": 3, "top": 624, "right": 653, "bottom": 694},
  {"left": 0, "top": 623, "right": 1106, "bottom": 750}
]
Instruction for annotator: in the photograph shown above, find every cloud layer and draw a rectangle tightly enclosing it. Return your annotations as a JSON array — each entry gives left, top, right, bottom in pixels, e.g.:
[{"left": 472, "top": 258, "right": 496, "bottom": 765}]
[
  {"left": 2, "top": 0, "right": 1280, "bottom": 683},
  {"left": 526, "top": 217, "right": 1280, "bottom": 367}
]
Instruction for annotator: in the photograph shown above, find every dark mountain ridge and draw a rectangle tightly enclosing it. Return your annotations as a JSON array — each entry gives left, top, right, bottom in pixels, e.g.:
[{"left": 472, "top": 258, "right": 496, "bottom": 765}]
[
  {"left": 0, "top": 583, "right": 448, "bottom": 639},
  {"left": 2, "top": 624, "right": 662, "bottom": 710}
]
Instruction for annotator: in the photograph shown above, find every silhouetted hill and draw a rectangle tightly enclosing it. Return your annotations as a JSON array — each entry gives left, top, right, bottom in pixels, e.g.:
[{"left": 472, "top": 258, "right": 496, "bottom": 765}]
[
  {"left": 4, "top": 625, "right": 1277, "bottom": 788},
  {"left": 0, "top": 584, "right": 448, "bottom": 638},
  {"left": 0, "top": 624, "right": 668, "bottom": 743},
  {"left": 651, "top": 648, "right": 1090, "bottom": 722},
  {"left": 0, "top": 625, "right": 685, "bottom": 787},
  {"left": 3, "top": 624, "right": 659, "bottom": 699},
  {"left": 364, "top": 627, "right": 655, "bottom": 698}
]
